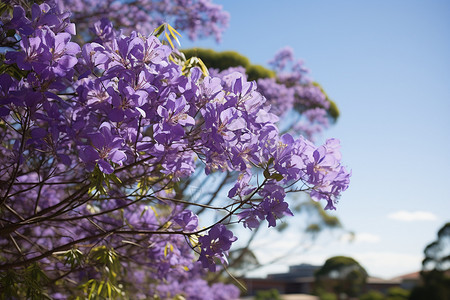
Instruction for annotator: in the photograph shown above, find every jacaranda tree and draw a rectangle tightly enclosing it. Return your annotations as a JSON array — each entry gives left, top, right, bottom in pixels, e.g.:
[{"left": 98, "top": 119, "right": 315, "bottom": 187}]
[
  {"left": 59, "top": 0, "right": 230, "bottom": 42},
  {"left": 0, "top": 1, "right": 351, "bottom": 299}
]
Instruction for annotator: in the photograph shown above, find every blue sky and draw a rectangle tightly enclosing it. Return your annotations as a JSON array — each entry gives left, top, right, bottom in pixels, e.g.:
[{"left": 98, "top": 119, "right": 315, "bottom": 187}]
[{"left": 183, "top": 0, "right": 450, "bottom": 278}]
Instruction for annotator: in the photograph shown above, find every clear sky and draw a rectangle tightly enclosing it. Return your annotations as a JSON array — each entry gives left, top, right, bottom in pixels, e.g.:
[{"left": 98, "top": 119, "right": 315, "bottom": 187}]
[{"left": 183, "top": 0, "right": 450, "bottom": 279}]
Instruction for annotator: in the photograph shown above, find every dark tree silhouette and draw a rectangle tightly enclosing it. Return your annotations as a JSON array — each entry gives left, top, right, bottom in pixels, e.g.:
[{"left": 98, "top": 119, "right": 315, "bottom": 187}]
[
  {"left": 410, "top": 222, "right": 450, "bottom": 300},
  {"left": 315, "top": 256, "right": 368, "bottom": 299}
]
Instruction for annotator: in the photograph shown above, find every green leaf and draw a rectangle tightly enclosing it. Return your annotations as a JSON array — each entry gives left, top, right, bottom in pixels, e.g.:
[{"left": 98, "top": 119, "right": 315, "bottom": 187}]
[
  {"left": 197, "top": 57, "right": 209, "bottom": 76},
  {"left": 167, "top": 24, "right": 181, "bottom": 47},
  {"left": 0, "top": 3, "right": 11, "bottom": 17},
  {"left": 270, "top": 173, "right": 284, "bottom": 181},
  {"left": 88, "top": 280, "right": 96, "bottom": 299},
  {"left": 57, "top": 248, "right": 84, "bottom": 268},
  {"left": 263, "top": 169, "right": 270, "bottom": 179},
  {"left": 97, "top": 281, "right": 104, "bottom": 296},
  {"left": 165, "top": 31, "right": 175, "bottom": 49},
  {"left": 107, "top": 282, "right": 112, "bottom": 299},
  {"left": 0, "top": 269, "right": 19, "bottom": 298},
  {"left": 152, "top": 24, "right": 165, "bottom": 37}
]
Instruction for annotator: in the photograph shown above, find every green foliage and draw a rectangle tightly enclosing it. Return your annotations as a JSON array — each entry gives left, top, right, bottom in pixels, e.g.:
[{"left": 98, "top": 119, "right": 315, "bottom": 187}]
[
  {"left": 423, "top": 222, "right": 450, "bottom": 271},
  {"left": 88, "top": 165, "right": 122, "bottom": 196},
  {"left": 409, "top": 281, "right": 449, "bottom": 300},
  {"left": 311, "top": 82, "right": 340, "bottom": 120},
  {"left": 386, "top": 287, "right": 409, "bottom": 300},
  {"left": 359, "top": 288, "right": 410, "bottom": 300},
  {"left": 409, "top": 269, "right": 450, "bottom": 300},
  {"left": 0, "top": 264, "right": 54, "bottom": 299},
  {"left": 0, "top": 263, "right": 52, "bottom": 300},
  {"left": 56, "top": 247, "right": 84, "bottom": 269},
  {"left": 0, "top": 2, "right": 13, "bottom": 17},
  {"left": 317, "top": 291, "right": 338, "bottom": 300},
  {"left": 182, "top": 48, "right": 249, "bottom": 70},
  {"left": 182, "top": 48, "right": 275, "bottom": 81},
  {"left": 0, "top": 269, "right": 20, "bottom": 300},
  {"left": 182, "top": 49, "right": 340, "bottom": 123},
  {"left": 254, "top": 288, "right": 282, "bottom": 300},
  {"left": 327, "top": 99, "right": 340, "bottom": 120},
  {"left": 182, "top": 56, "right": 210, "bottom": 77},
  {"left": 25, "top": 263, "right": 51, "bottom": 299},
  {"left": 74, "top": 246, "right": 126, "bottom": 299},
  {"left": 360, "top": 290, "right": 385, "bottom": 300},
  {"left": 410, "top": 222, "right": 450, "bottom": 300},
  {"left": 315, "top": 256, "right": 368, "bottom": 298},
  {"left": 246, "top": 64, "right": 276, "bottom": 81},
  {"left": 152, "top": 23, "right": 181, "bottom": 49}
]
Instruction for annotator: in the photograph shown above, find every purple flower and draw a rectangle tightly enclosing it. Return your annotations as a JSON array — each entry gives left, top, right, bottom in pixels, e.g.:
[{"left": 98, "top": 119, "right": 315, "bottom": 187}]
[
  {"left": 259, "top": 183, "right": 293, "bottom": 227},
  {"left": 91, "top": 17, "right": 116, "bottom": 44},
  {"left": 198, "top": 224, "right": 237, "bottom": 271},
  {"left": 79, "top": 123, "right": 127, "bottom": 174},
  {"left": 173, "top": 210, "right": 198, "bottom": 232},
  {"left": 238, "top": 208, "right": 264, "bottom": 230}
]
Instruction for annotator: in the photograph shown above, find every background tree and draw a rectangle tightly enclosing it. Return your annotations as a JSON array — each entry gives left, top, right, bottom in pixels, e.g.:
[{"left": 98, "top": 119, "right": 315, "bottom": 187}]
[
  {"left": 386, "top": 287, "right": 410, "bottom": 300},
  {"left": 314, "top": 256, "right": 368, "bottom": 300},
  {"left": 59, "top": 0, "right": 230, "bottom": 42},
  {"left": 182, "top": 48, "right": 276, "bottom": 81},
  {"left": 183, "top": 48, "right": 340, "bottom": 125},
  {"left": 360, "top": 287, "right": 410, "bottom": 300},
  {"left": 409, "top": 222, "right": 450, "bottom": 300},
  {"left": 423, "top": 222, "right": 450, "bottom": 272},
  {"left": 254, "top": 288, "right": 283, "bottom": 300},
  {"left": 360, "top": 290, "right": 385, "bottom": 300}
]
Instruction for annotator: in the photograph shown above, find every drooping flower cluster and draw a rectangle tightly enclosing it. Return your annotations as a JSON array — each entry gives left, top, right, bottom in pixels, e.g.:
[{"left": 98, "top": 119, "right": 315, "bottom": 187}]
[
  {"left": 0, "top": 2, "right": 350, "bottom": 299},
  {"left": 256, "top": 47, "right": 334, "bottom": 140},
  {"left": 58, "top": 0, "right": 229, "bottom": 42}
]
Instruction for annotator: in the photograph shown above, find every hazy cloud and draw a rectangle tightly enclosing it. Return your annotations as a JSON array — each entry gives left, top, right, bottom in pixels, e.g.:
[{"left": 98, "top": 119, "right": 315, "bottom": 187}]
[
  {"left": 354, "top": 252, "right": 422, "bottom": 278},
  {"left": 387, "top": 210, "right": 438, "bottom": 222}
]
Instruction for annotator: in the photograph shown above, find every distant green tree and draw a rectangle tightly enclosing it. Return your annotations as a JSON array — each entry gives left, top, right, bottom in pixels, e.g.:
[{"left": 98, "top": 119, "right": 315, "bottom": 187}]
[
  {"left": 386, "top": 287, "right": 409, "bottom": 300},
  {"left": 314, "top": 256, "right": 368, "bottom": 300},
  {"left": 181, "top": 48, "right": 340, "bottom": 119},
  {"left": 182, "top": 48, "right": 275, "bottom": 81},
  {"left": 409, "top": 222, "right": 450, "bottom": 300},
  {"left": 423, "top": 222, "right": 450, "bottom": 272},
  {"left": 254, "top": 288, "right": 282, "bottom": 300},
  {"left": 317, "top": 291, "right": 338, "bottom": 300},
  {"left": 360, "top": 290, "right": 385, "bottom": 300},
  {"left": 409, "top": 274, "right": 449, "bottom": 300}
]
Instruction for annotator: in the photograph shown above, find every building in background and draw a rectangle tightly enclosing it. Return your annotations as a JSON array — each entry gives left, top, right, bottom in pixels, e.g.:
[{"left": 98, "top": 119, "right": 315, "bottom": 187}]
[{"left": 240, "top": 264, "right": 420, "bottom": 296}]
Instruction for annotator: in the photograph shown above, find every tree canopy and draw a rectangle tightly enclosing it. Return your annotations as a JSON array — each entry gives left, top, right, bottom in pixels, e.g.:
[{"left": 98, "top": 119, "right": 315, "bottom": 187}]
[
  {"left": 315, "top": 256, "right": 368, "bottom": 298},
  {"left": 410, "top": 222, "right": 450, "bottom": 300},
  {"left": 423, "top": 222, "right": 450, "bottom": 272}
]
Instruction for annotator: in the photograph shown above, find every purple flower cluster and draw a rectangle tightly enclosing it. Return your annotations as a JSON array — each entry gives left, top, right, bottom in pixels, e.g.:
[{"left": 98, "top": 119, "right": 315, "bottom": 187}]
[
  {"left": 5, "top": 3, "right": 79, "bottom": 81},
  {"left": 234, "top": 134, "right": 350, "bottom": 229},
  {"left": 0, "top": 2, "right": 350, "bottom": 298},
  {"left": 198, "top": 224, "right": 238, "bottom": 271},
  {"left": 59, "top": 0, "right": 230, "bottom": 42},
  {"left": 211, "top": 52, "right": 331, "bottom": 141},
  {"left": 254, "top": 47, "right": 333, "bottom": 140}
]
